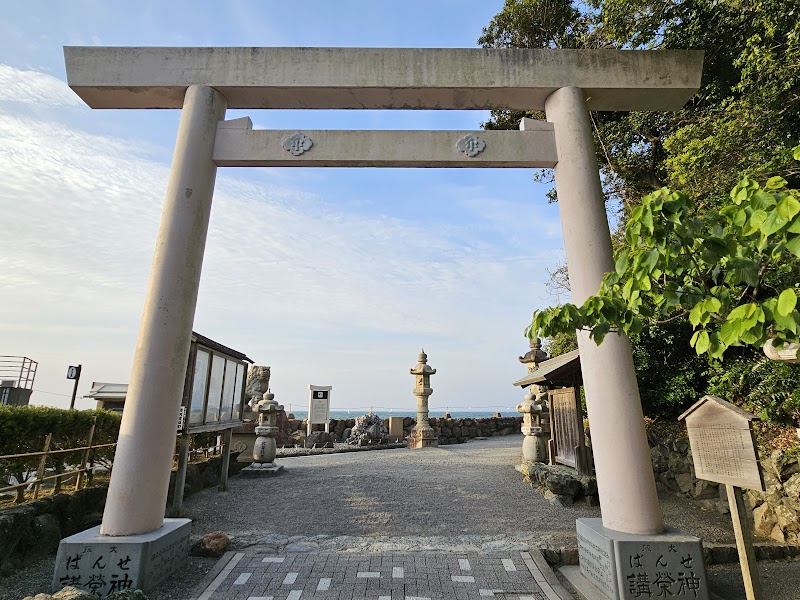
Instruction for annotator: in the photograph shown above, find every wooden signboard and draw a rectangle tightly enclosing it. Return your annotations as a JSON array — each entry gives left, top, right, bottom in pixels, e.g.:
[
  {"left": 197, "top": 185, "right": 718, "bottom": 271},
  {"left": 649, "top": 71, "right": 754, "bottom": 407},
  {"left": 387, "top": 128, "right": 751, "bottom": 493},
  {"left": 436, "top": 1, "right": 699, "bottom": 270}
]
[
  {"left": 679, "top": 395, "right": 764, "bottom": 600},
  {"left": 679, "top": 395, "right": 764, "bottom": 492}
]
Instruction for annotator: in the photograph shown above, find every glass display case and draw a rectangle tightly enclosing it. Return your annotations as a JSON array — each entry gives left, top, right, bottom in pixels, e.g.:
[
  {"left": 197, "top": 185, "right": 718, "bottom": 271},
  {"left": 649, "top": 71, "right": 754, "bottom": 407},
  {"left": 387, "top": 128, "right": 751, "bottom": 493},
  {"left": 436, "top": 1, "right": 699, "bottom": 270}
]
[{"left": 181, "top": 332, "right": 252, "bottom": 433}]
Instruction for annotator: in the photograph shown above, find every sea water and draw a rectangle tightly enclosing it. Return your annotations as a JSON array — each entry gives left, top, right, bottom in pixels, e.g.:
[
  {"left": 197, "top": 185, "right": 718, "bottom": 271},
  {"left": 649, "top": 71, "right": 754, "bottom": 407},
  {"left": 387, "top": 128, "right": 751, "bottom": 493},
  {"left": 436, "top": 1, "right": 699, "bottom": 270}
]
[{"left": 284, "top": 409, "right": 515, "bottom": 420}]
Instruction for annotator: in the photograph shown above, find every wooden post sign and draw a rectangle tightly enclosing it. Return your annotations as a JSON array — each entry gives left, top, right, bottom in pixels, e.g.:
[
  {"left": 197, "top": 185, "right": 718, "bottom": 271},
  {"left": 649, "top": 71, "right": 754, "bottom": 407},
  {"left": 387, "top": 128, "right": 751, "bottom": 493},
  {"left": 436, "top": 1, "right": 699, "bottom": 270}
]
[
  {"left": 307, "top": 385, "right": 332, "bottom": 436},
  {"left": 679, "top": 395, "right": 765, "bottom": 600}
]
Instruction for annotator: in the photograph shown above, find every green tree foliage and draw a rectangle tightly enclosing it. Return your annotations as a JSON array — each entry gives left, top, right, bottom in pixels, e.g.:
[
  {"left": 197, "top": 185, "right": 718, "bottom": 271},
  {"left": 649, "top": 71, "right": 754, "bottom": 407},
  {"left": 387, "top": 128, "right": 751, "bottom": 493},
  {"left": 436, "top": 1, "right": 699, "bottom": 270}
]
[
  {"left": 631, "top": 321, "right": 713, "bottom": 417},
  {"left": 483, "top": 1, "right": 800, "bottom": 421},
  {"left": 707, "top": 354, "right": 800, "bottom": 423},
  {"left": 480, "top": 0, "right": 800, "bottom": 210},
  {"left": 0, "top": 406, "right": 120, "bottom": 503},
  {"left": 543, "top": 331, "right": 578, "bottom": 357},
  {"left": 527, "top": 169, "right": 800, "bottom": 423}
]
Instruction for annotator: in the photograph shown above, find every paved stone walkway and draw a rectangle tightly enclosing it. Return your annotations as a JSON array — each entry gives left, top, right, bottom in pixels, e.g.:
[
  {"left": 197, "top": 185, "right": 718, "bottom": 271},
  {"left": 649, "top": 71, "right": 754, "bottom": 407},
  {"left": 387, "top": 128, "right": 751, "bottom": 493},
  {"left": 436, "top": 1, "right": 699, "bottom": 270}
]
[{"left": 193, "top": 551, "right": 573, "bottom": 600}]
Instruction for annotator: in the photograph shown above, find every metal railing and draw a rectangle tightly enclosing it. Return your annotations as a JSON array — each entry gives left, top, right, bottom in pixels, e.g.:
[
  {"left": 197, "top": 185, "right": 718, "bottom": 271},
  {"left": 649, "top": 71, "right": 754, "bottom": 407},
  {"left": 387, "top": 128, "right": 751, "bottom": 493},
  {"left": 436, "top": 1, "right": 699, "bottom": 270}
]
[{"left": 0, "top": 356, "right": 38, "bottom": 389}]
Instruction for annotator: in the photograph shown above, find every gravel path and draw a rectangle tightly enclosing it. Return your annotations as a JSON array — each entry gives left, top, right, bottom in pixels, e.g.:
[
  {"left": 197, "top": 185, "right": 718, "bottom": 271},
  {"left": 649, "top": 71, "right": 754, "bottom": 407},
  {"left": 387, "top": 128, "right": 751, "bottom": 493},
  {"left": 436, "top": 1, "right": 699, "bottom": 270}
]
[
  {"left": 183, "top": 436, "right": 734, "bottom": 545},
  {"left": 2, "top": 435, "right": 791, "bottom": 600}
]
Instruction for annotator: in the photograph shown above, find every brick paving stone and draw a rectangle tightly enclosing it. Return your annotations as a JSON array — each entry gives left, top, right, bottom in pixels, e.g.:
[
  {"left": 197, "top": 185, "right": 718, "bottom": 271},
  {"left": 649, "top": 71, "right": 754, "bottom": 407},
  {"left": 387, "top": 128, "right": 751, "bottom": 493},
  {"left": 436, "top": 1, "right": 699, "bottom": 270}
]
[{"left": 200, "top": 550, "right": 548, "bottom": 600}]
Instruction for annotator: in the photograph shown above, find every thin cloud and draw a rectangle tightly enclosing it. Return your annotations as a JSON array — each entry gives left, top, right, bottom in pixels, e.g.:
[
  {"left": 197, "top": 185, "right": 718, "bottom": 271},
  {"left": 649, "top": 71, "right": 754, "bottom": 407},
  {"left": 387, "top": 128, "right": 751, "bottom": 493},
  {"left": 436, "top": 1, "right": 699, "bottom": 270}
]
[
  {"left": 0, "top": 64, "right": 560, "bottom": 412},
  {"left": 0, "top": 64, "right": 86, "bottom": 108}
]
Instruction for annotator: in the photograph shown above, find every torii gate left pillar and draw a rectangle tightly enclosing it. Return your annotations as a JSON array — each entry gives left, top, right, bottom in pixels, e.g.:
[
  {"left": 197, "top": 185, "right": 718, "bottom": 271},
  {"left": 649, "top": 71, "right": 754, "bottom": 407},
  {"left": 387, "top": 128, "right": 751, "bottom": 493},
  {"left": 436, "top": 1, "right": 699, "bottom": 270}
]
[{"left": 52, "top": 83, "right": 226, "bottom": 594}]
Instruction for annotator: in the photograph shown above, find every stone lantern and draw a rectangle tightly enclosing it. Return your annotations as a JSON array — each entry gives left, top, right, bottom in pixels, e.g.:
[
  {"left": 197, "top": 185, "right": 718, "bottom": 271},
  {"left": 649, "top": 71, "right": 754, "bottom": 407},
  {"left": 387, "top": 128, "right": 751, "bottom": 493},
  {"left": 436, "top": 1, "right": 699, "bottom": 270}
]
[
  {"left": 408, "top": 349, "right": 438, "bottom": 449},
  {"left": 516, "top": 338, "right": 551, "bottom": 463},
  {"left": 241, "top": 389, "right": 284, "bottom": 476}
]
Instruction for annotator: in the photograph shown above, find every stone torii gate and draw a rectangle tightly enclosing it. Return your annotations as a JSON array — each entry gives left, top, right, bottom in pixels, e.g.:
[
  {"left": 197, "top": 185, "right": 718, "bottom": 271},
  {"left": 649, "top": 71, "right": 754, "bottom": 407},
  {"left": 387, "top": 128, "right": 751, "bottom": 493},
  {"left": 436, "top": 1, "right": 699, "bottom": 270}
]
[{"left": 60, "top": 47, "right": 704, "bottom": 596}]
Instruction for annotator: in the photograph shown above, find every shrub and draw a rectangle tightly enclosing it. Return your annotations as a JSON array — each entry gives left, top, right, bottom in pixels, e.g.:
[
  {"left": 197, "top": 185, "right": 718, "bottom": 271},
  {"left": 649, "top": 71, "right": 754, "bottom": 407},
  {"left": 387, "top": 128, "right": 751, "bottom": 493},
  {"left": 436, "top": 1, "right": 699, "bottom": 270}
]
[{"left": 0, "top": 406, "right": 121, "bottom": 503}]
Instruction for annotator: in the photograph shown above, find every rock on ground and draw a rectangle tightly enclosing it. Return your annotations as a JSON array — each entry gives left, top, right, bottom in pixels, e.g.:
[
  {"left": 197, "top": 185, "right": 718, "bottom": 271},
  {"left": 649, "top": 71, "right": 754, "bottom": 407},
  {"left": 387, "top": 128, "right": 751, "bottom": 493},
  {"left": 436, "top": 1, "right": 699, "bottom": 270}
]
[{"left": 190, "top": 530, "right": 230, "bottom": 558}]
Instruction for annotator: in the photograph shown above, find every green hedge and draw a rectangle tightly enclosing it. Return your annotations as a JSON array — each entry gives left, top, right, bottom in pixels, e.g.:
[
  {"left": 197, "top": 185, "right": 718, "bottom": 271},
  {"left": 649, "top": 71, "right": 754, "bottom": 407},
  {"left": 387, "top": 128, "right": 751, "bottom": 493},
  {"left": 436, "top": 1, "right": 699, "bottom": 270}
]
[{"left": 0, "top": 406, "right": 121, "bottom": 502}]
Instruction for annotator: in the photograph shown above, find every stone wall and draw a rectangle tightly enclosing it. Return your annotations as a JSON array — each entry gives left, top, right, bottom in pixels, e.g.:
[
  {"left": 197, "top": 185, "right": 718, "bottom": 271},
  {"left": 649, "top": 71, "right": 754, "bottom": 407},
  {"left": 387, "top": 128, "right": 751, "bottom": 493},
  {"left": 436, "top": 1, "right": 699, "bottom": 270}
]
[
  {"left": 234, "top": 415, "right": 523, "bottom": 457},
  {"left": 428, "top": 416, "right": 522, "bottom": 444},
  {"left": 0, "top": 486, "right": 107, "bottom": 576},
  {"left": 301, "top": 415, "right": 522, "bottom": 445},
  {"left": 648, "top": 429, "right": 800, "bottom": 544},
  {"left": 0, "top": 454, "right": 244, "bottom": 578}
]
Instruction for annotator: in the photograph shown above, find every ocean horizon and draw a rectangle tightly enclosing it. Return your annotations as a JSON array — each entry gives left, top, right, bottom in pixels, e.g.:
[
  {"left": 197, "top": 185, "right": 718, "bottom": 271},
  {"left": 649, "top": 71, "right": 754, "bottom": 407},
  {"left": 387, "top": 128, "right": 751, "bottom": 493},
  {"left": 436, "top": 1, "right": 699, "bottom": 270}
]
[{"left": 283, "top": 409, "right": 519, "bottom": 420}]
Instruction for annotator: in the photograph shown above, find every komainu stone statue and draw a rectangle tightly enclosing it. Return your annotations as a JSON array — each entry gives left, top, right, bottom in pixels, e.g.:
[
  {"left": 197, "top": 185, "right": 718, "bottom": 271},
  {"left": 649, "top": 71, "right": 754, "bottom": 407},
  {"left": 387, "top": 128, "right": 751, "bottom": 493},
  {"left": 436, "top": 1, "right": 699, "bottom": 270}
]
[{"left": 244, "top": 365, "right": 271, "bottom": 409}]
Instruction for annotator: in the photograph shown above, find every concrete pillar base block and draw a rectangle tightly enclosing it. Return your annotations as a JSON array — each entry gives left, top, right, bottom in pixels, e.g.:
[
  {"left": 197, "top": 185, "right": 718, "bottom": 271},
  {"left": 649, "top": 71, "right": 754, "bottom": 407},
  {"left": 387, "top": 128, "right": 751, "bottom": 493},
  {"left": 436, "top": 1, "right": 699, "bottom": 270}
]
[
  {"left": 52, "top": 518, "right": 190, "bottom": 595},
  {"left": 240, "top": 463, "right": 284, "bottom": 477},
  {"left": 558, "top": 565, "right": 607, "bottom": 600},
  {"left": 576, "top": 518, "right": 709, "bottom": 599}
]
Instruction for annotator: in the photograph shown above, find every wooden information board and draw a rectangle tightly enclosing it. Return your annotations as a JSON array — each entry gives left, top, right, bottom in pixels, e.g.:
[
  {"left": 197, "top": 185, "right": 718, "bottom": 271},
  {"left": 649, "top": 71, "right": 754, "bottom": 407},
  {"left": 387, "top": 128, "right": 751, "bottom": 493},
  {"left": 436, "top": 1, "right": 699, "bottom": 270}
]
[
  {"left": 679, "top": 394, "right": 764, "bottom": 600},
  {"left": 680, "top": 395, "right": 764, "bottom": 492}
]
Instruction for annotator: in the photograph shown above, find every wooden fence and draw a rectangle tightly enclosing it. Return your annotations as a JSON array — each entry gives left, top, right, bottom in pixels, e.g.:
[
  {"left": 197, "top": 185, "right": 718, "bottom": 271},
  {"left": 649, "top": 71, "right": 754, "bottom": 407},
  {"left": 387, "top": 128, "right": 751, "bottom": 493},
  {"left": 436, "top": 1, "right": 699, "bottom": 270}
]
[
  {"left": 0, "top": 419, "right": 116, "bottom": 501},
  {"left": 1, "top": 424, "right": 229, "bottom": 505}
]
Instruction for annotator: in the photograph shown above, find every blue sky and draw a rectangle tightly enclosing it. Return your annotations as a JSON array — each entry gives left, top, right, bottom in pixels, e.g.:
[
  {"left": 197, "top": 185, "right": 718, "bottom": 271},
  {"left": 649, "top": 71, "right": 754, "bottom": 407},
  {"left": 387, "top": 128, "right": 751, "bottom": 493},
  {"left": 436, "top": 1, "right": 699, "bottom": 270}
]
[{"left": 0, "top": 1, "right": 572, "bottom": 414}]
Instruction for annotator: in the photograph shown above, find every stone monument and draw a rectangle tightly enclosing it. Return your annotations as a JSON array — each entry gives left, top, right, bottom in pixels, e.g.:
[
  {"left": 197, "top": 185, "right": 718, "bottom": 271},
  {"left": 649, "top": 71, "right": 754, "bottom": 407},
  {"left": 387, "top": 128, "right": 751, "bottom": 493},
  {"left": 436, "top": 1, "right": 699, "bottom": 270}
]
[
  {"left": 408, "top": 349, "right": 437, "bottom": 449},
  {"left": 517, "top": 339, "right": 551, "bottom": 463},
  {"left": 241, "top": 389, "right": 284, "bottom": 476}
]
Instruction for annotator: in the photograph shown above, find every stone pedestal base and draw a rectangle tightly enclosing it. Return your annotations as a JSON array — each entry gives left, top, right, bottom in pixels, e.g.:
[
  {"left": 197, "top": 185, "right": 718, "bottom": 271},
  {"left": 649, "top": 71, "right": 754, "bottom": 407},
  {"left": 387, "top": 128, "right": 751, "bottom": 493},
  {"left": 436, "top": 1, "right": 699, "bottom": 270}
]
[
  {"left": 571, "top": 518, "right": 709, "bottom": 600},
  {"left": 522, "top": 433, "right": 548, "bottom": 462},
  {"left": 407, "top": 428, "right": 438, "bottom": 449},
  {"left": 241, "top": 462, "right": 284, "bottom": 477},
  {"left": 52, "top": 518, "right": 190, "bottom": 595}
]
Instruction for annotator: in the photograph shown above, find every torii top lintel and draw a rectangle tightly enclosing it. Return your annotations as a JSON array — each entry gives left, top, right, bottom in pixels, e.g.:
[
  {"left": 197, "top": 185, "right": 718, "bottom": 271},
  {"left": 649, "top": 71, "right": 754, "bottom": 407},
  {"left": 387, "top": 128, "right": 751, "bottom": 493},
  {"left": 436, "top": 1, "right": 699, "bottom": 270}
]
[{"left": 63, "top": 47, "right": 704, "bottom": 111}]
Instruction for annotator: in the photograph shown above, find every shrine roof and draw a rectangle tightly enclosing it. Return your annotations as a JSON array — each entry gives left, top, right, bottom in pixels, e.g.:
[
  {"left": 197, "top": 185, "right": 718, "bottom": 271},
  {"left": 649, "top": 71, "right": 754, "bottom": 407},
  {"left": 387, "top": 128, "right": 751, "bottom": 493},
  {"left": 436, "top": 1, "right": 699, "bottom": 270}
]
[
  {"left": 512, "top": 349, "right": 581, "bottom": 388},
  {"left": 83, "top": 382, "right": 128, "bottom": 400},
  {"left": 192, "top": 331, "right": 253, "bottom": 363}
]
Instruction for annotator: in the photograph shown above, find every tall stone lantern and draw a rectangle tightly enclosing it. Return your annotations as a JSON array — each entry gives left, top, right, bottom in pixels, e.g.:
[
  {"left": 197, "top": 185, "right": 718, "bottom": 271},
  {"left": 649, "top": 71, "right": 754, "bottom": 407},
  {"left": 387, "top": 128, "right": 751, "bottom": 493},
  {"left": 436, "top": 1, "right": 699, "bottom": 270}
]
[
  {"left": 408, "top": 349, "right": 438, "bottom": 449},
  {"left": 241, "top": 389, "right": 284, "bottom": 476},
  {"left": 516, "top": 338, "right": 551, "bottom": 463}
]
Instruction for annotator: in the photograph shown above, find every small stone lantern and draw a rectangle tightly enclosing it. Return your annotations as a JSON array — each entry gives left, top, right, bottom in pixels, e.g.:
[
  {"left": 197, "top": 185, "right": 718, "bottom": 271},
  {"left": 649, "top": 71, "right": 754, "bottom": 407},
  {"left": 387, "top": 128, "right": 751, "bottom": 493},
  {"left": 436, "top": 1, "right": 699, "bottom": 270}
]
[
  {"left": 517, "top": 338, "right": 551, "bottom": 463},
  {"left": 408, "top": 349, "right": 438, "bottom": 449},
  {"left": 241, "top": 389, "right": 284, "bottom": 476}
]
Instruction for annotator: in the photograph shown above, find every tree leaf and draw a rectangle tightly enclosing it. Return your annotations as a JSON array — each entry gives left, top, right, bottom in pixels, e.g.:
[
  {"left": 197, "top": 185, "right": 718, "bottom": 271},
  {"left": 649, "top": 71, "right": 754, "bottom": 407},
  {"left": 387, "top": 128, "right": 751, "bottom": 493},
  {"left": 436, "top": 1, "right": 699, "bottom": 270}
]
[
  {"left": 777, "top": 288, "right": 798, "bottom": 317},
  {"left": 728, "top": 303, "right": 758, "bottom": 321},
  {"left": 590, "top": 322, "right": 611, "bottom": 344},
  {"left": 701, "top": 237, "right": 731, "bottom": 261},
  {"left": 689, "top": 303, "right": 704, "bottom": 327},
  {"left": 727, "top": 257, "right": 759, "bottom": 286},
  {"left": 744, "top": 209, "right": 768, "bottom": 235},
  {"left": 777, "top": 195, "right": 800, "bottom": 220},
  {"left": 760, "top": 209, "right": 789, "bottom": 236},
  {"left": 719, "top": 319, "right": 741, "bottom": 346},
  {"left": 786, "top": 234, "right": 800, "bottom": 257},
  {"left": 615, "top": 251, "right": 629, "bottom": 276},
  {"left": 734, "top": 208, "right": 748, "bottom": 227},
  {"left": 695, "top": 330, "right": 710, "bottom": 355},
  {"left": 773, "top": 309, "right": 799, "bottom": 335},
  {"left": 750, "top": 190, "right": 777, "bottom": 210},
  {"left": 641, "top": 208, "right": 654, "bottom": 232},
  {"left": 765, "top": 176, "right": 788, "bottom": 190},
  {"left": 705, "top": 297, "right": 722, "bottom": 314}
]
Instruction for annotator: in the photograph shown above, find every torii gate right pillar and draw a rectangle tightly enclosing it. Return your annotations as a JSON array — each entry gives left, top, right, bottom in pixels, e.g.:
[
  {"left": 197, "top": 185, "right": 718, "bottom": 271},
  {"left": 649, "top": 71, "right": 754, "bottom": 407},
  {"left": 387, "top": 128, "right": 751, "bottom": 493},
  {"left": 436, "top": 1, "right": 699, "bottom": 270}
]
[{"left": 543, "top": 87, "right": 663, "bottom": 536}]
